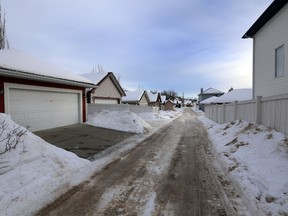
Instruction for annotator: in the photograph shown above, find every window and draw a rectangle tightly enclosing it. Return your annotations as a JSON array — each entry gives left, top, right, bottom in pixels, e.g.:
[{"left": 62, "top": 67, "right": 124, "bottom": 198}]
[{"left": 275, "top": 45, "right": 284, "bottom": 77}]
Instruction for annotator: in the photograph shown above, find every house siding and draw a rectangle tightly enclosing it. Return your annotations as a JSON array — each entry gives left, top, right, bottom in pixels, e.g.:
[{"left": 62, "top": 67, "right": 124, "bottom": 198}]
[
  {"left": 91, "top": 77, "right": 121, "bottom": 102},
  {"left": 139, "top": 94, "right": 149, "bottom": 106},
  {"left": 254, "top": 3, "right": 288, "bottom": 98},
  {"left": 0, "top": 76, "right": 87, "bottom": 122}
]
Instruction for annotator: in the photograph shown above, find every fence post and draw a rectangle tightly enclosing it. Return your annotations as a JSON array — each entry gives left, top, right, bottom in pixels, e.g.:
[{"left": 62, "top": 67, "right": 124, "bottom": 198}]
[
  {"left": 256, "top": 96, "right": 262, "bottom": 124},
  {"left": 233, "top": 101, "right": 238, "bottom": 121}
]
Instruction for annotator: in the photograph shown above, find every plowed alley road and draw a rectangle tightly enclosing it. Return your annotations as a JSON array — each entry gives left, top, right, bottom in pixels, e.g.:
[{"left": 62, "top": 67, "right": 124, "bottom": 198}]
[{"left": 38, "top": 109, "right": 231, "bottom": 216}]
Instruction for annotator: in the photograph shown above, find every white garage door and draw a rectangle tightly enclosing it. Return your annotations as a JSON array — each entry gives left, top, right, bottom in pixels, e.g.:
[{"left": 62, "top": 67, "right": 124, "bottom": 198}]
[{"left": 5, "top": 84, "right": 82, "bottom": 132}]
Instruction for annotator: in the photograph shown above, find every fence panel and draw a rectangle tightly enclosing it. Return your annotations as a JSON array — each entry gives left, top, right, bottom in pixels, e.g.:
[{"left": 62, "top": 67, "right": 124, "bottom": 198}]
[
  {"left": 225, "top": 104, "right": 234, "bottom": 122},
  {"left": 87, "top": 104, "right": 154, "bottom": 116},
  {"left": 204, "top": 94, "right": 288, "bottom": 135},
  {"left": 237, "top": 102, "right": 256, "bottom": 123}
]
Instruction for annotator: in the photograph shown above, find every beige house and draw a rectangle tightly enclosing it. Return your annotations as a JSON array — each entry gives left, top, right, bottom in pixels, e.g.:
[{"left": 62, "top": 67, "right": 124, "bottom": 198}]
[
  {"left": 81, "top": 72, "right": 125, "bottom": 104},
  {"left": 122, "top": 90, "right": 150, "bottom": 106},
  {"left": 163, "top": 100, "right": 175, "bottom": 111},
  {"left": 243, "top": 0, "right": 288, "bottom": 98}
]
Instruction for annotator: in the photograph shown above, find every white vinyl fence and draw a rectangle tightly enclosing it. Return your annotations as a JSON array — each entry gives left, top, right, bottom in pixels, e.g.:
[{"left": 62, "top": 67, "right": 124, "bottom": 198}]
[
  {"left": 205, "top": 94, "right": 288, "bottom": 135},
  {"left": 87, "top": 104, "right": 158, "bottom": 116}
]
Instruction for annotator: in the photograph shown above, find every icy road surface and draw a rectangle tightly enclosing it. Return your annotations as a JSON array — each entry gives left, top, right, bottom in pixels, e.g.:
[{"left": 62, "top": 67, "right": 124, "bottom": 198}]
[{"left": 37, "top": 109, "right": 230, "bottom": 216}]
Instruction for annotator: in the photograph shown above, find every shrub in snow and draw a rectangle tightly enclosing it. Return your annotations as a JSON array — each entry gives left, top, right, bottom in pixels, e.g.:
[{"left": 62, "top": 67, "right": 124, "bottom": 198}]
[
  {"left": 0, "top": 114, "right": 91, "bottom": 216},
  {"left": 0, "top": 118, "right": 27, "bottom": 155}
]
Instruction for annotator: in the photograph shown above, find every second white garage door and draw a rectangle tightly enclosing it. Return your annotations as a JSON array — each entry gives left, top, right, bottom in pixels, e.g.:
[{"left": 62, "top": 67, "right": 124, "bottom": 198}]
[{"left": 5, "top": 83, "right": 82, "bottom": 132}]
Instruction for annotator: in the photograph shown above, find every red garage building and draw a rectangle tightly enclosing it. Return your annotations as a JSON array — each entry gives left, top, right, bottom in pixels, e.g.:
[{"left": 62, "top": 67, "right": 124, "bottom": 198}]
[{"left": 0, "top": 49, "right": 95, "bottom": 131}]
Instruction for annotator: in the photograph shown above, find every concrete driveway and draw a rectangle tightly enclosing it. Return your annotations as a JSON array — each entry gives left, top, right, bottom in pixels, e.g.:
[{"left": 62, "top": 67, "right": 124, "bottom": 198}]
[{"left": 34, "top": 124, "right": 134, "bottom": 159}]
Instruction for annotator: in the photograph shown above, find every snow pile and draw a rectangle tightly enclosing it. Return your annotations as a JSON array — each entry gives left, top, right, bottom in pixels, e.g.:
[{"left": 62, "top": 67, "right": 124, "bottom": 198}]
[
  {"left": 0, "top": 114, "right": 93, "bottom": 216},
  {"left": 138, "top": 110, "right": 181, "bottom": 121},
  {"left": 86, "top": 110, "right": 152, "bottom": 133},
  {"left": 199, "top": 115, "right": 288, "bottom": 215}
]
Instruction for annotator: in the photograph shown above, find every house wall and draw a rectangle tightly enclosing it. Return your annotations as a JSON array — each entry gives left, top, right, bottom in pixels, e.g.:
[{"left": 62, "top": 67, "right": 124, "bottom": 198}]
[
  {"left": 139, "top": 94, "right": 149, "bottom": 106},
  {"left": 253, "top": 3, "right": 288, "bottom": 98},
  {"left": 0, "top": 76, "right": 87, "bottom": 122},
  {"left": 164, "top": 102, "right": 174, "bottom": 111},
  {"left": 91, "top": 77, "right": 122, "bottom": 103}
]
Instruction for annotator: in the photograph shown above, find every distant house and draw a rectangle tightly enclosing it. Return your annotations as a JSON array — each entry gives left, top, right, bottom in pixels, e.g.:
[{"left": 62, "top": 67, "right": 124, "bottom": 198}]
[
  {"left": 243, "top": 0, "right": 288, "bottom": 98},
  {"left": 122, "top": 90, "right": 150, "bottom": 106},
  {"left": 147, "top": 92, "right": 161, "bottom": 107},
  {"left": 0, "top": 49, "right": 95, "bottom": 132},
  {"left": 80, "top": 72, "right": 125, "bottom": 104},
  {"left": 198, "top": 88, "right": 224, "bottom": 111},
  {"left": 163, "top": 100, "right": 175, "bottom": 111}
]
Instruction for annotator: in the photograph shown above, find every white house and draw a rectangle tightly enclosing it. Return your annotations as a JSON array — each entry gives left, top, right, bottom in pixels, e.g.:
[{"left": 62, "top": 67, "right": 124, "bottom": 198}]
[{"left": 243, "top": 0, "right": 288, "bottom": 98}]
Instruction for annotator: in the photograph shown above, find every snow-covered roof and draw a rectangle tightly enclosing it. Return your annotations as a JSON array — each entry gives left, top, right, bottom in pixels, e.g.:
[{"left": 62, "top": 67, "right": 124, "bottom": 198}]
[
  {"left": 80, "top": 72, "right": 108, "bottom": 85},
  {"left": 201, "top": 88, "right": 224, "bottom": 95},
  {"left": 0, "top": 49, "right": 95, "bottom": 87},
  {"left": 213, "top": 88, "right": 253, "bottom": 103},
  {"left": 122, "top": 90, "right": 147, "bottom": 102},
  {"left": 160, "top": 95, "right": 166, "bottom": 103},
  {"left": 147, "top": 92, "right": 158, "bottom": 102},
  {"left": 164, "top": 99, "right": 175, "bottom": 104},
  {"left": 200, "top": 96, "right": 218, "bottom": 104}
]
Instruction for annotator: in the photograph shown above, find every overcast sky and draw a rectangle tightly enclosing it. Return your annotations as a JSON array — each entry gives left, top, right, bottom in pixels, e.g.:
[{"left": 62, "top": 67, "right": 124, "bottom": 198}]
[{"left": 2, "top": 0, "right": 272, "bottom": 98}]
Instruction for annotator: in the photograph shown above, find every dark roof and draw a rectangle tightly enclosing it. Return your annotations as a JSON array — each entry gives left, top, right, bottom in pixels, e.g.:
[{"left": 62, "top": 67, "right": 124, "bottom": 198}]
[{"left": 242, "top": 0, "right": 287, "bottom": 39}]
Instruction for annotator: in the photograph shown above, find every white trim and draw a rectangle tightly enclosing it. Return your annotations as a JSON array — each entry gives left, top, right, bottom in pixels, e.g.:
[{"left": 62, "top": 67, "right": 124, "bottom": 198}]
[{"left": 4, "top": 82, "right": 83, "bottom": 124}]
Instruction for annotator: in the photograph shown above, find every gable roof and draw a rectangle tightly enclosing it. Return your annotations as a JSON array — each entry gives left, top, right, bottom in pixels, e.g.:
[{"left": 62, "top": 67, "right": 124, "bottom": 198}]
[
  {"left": 0, "top": 49, "right": 95, "bottom": 87},
  {"left": 80, "top": 72, "right": 126, "bottom": 96},
  {"left": 147, "top": 92, "right": 159, "bottom": 103},
  {"left": 122, "top": 90, "right": 149, "bottom": 103},
  {"left": 242, "top": 0, "right": 287, "bottom": 38},
  {"left": 213, "top": 88, "right": 253, "bottom": 103},
  {"left": 200, "top": 88, "right": 224, "bottom": 95},
  {"left": 160, "top": 95, "right": 166, "bottom": 103}
]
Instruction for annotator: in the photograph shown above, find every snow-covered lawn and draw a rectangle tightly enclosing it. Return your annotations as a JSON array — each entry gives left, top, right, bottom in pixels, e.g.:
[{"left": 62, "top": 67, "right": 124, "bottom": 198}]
[
  {"left": 0, "top": 109, "right": 181, "bottom": 216},
  {"left": 198, "top": 112, "right": 288, "bottom": 216}
]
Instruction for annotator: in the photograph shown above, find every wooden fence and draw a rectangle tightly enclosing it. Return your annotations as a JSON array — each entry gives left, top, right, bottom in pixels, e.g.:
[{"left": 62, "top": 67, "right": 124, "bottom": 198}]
[{"left": 205, "top": 94, "right": 288, "bottom": 135}]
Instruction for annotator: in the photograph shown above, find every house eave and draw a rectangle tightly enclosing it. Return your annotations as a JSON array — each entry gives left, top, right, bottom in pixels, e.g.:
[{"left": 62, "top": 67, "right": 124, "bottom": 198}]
[
  {"left": 242, "top": 0, "right": 287, "bottom": 39},
  {"left": 0, "top": 67, "right": 96, "bottom": 88}
]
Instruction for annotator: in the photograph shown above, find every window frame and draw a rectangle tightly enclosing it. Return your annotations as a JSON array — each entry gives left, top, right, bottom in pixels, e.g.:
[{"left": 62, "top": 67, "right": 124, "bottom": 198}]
[{"left": 275, "top": 45, "right": 284, "bottom": 78}]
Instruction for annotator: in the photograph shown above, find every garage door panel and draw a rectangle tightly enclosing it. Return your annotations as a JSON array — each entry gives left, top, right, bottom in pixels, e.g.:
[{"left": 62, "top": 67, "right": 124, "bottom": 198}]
[{"left": 8, "top": 88, "right": 81, "bottom": 131}]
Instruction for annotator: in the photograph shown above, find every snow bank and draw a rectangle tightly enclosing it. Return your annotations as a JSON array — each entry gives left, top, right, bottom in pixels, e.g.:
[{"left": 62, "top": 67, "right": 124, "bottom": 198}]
[
  {"left": 199, "top": 115, "right": 288, "bottom": 215},
  {"left": 86, "top": 110, "right": 152, "bottom": 133},
  {"left": 0, "top": 109, "right": 181, "bottom": 215},
  {"left": 0, "top": 114, "right": 93, "bottom": 216}
]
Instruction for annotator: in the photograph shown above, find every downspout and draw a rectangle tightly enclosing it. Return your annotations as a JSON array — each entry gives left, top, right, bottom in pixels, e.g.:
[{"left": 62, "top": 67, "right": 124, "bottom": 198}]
[{"left": 252, "top": 38, "right": 256, "bottom": 100}]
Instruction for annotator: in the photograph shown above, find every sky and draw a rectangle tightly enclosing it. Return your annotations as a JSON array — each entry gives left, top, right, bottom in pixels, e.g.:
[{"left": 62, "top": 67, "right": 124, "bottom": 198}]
[{"left": 2, "top": 0, "right": 272, "bottom": 98}]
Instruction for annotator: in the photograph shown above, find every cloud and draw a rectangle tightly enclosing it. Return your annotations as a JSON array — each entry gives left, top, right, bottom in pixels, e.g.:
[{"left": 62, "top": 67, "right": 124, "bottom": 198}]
[{"left": 2, "top": 0, "right": 272, "bottom": 98}]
